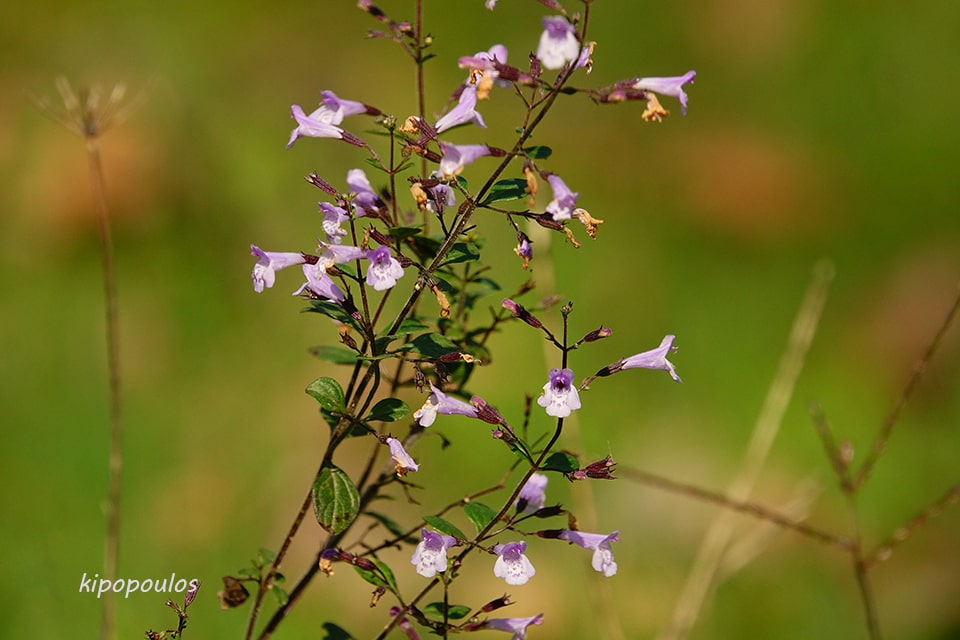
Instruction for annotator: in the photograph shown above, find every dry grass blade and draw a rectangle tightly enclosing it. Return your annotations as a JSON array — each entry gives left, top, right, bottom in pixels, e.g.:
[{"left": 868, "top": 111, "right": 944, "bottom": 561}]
[{"left": 658, "top": 260, "right": 834, "bottom": 640}]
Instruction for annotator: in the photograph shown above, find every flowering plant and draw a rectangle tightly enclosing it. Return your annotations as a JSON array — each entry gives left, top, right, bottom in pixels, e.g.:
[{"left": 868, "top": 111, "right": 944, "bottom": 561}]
[{"left": 224, "top": 2, "right": 693, "bottom": 638}]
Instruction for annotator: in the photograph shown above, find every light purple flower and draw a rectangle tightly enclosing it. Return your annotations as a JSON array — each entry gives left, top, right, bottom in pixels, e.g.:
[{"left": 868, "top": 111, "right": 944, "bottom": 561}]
[
  {"left": 459, "top": 43, "right": 508, "bottom": 71},
  {"left": 365, "top": 245, "right": 404, "bottom": 291},
  {"left": 516, "top": 473, "right": 548, "bottom": 514},
  {"left": 439, "top": 143, "right": 493, "bottom": 178},
  {"left": 319, "top": 202, "right": 349, "bottom": 245},
  {"left": 632, "top": 71, "right": 697, "bottom": 115},
  {"left": 411, "top": 529, "right": 457, "bottom": 578},
  {"left": 435, "top": 85, "right": 487, "bottom": 133},
  {"left": 413, "top": 383, "right": 479, "bottom": 427},
  {"left": 493, "top": 541, "right": 536, "bottom": 586},
  {"left": 557, "top": 530, "right": 620, "bottom": 577},
  {"left": 537, "top": 368, "right": 581, "bottom": 418},
  {"left": 316, "top": 241, "right": 366, "bottom": 269},
  {"left": 514, "top": 233, "right": 533, "bottom": 269},
  {"left": 544, "top": 174, "right": 579, "bottom": 221},
  {"left": 484, "top": 0, "right": 497, "bottom": 9},
  {"left": 620, "top": 334, "right": 682, "bottom": 383},
  {"left": 483, "top": 614, "right": 544, "bottom": 640},
  {"left": 346, "top": 168, "right": 381, "bottom": 217},
  {"left": 292, "top": 262, "right": 346, "bottom": 302},
  {"left": 287, "top": 104, "right": 344, "bottom": 148},
  {"left": 386, "top": 437, "right": 419, "bottom": 475},
  {"left": 250, "top": 245, "right": 306, "bottom": 293},
  {"left": 426, "top": 181, "right": 456, "bottom": 215},
  {"left": 536, "top": 16, "right": 579, "bottom": 70}
]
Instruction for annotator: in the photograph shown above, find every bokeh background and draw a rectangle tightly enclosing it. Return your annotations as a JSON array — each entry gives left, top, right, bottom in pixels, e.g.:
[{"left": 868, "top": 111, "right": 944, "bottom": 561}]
[{"left": 2, "top": 0, "right": 958, "bottom": 638}]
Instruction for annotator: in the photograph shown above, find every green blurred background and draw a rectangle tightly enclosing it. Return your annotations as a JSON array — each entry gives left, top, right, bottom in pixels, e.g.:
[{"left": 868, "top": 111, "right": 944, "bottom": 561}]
[{"left": 2, "top": 0, "right": 958, "bottom": 638}]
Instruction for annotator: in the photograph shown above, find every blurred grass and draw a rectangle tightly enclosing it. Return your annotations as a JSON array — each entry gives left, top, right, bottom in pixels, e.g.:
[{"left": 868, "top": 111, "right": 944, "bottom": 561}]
[{"left": 1, "top": 0, "right": 959, "bottom": 638}]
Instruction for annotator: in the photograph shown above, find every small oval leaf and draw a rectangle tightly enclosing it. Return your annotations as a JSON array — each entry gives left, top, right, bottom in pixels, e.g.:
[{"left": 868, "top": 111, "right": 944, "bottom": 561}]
[
  {"left": 464, "top": 502, "right": 498, "bottom": 533},
  {"left": 523, "top": 144, "right": 553, "bottom": 160},
  {"left": 367, "top": 398, "right": 411, "bottom": 423},
  {"left": 353, "top": 558, "right": 398, "bottom": 592},
  {"left": 424, "top": 602, "right": 472, "bottom": 620},
  {"left": 542, "top": 452, "right": 579, "bottom": 473},
  {"left": 422, "top": 516, "right": 467, "bottom": 541},
  {"left": 312, "top": 466, "right": 360, "bottom": 534},
  {"left": 306, "top": 377, "right": 346, "bottom": 413},
  {"left": 310, "top": 346, "right": 359, "bottom": 365},
  {"left": 480, "top": 178, "right": 528, "bottom": 206}
]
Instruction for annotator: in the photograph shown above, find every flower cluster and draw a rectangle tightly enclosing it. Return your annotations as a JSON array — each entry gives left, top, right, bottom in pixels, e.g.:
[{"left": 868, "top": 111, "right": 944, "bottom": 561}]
[{"left": 239, "top": 3, "right": 695, "bottom": 638}]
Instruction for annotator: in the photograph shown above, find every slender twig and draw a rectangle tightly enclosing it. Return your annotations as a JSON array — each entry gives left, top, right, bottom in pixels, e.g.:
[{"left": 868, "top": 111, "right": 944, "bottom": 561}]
[
  {"left": 620, "top": 466, "right": 850, "bottom": 549},
  {"left": 660, "top": 260, "right": 833, "bottom": 640},
  {"left": 89, "top": 135, "right": 123, "bottom": 640},
  {"left": 865, "top": 482, "right": 960, "bottom": 569},
  {"left": 34, "top": 78, "right": 146, "bottom": 640},
  {"left": 854, "top": 285, "right": 960, "bottom": 489}
]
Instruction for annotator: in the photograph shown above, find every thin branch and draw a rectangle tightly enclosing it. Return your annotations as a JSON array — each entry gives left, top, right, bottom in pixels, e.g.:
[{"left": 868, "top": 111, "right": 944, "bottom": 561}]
[
  {"left": 620, "top": 466, "right": 851, "bottom": 549},
  {"left": 865, "top": 482, "right": 960, "bottom": 569},
  {"left": 854, "top": 284, "right": 960, "bottom": 489}
]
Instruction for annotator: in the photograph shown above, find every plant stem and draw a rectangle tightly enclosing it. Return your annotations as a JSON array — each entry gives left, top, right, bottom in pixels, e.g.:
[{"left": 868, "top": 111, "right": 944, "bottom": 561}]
[{"left": 85, "top": 135, "right": 122, "bottom": 640}]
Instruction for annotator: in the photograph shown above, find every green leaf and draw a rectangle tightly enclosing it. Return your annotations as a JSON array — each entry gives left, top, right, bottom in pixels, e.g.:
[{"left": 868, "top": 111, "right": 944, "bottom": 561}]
[
  {"left": 305, "top": 300, "right": 364, "bottom": 333},
  {"left": 523, "top": 144, "right": 553, "bottom": 160},
  {"left": 306, "top": 377, "right": 346, "bottom": 413},
  {"left": 366, "top": 398, "right": 411, "bottom": 423},
  {"left": 375, "top": 317, "right": 431, "bottom": 353},
  {"left": 422, "top": 515, "right": 467, "bottom": 540},
  {"left": 424, "top": 602, "right": 472, "bottom": 620},
  {"left": 542, "top": 452, "right": 579, "bottom": 473},
  {"left": 480, "top": 178, "right": 528, "bottom": 206},
  {"left": 394, "top": 317, "right": 430, "bottom": 335},
  {"left": 353, "top": 558, "right": 398, "bottom": 592},
  {"left": 321, "top": 622, "right": 356, "bottom": 640},
  {"left": 312, "top": 466, "right": 360, "bottom": 535},
  {"left": 309, "top": 346, "right": 359, "bottom": 365},
  {"left": 367, "top": 511, "right": 418, "bottom": 543},
  {"left": 463, "top": 502, "right": 498, "bottom": 533},
  {"left": 387, "top": 226, "right": 423, "bottom": 242},
  {"left": 271, "top": 586, "right": 289, "bottom": 606},
  {"left": 410, "top": 332, "right": 459, "bottom": 358},
  {"left": 439, "top": 242, "right": 481, "bottom": 267}
]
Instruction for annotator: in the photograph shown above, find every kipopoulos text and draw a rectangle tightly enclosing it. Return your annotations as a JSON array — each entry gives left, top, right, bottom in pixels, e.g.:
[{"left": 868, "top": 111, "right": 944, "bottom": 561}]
[{"left": 78, "top": 573, "right": 200, "bottom": 599}]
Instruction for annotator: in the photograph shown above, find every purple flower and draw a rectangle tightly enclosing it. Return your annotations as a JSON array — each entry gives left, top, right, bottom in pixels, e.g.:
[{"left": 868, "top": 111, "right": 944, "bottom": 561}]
[
  {"left": 620, "top": 334, "right": 682, "bottom": 382},
  {"left": 413, "top": 384, "right": 479, "bottom": 427},
  {"left": 483, "top": 614, "right": 544, "bottom": 640},
  {"left": 537, "top": 368, "right": 581, "bottom": 418},
  {"left": 632, "top": 71, "right": 697, "bottom": 115},
  {"left": 493, "top": 541, "right": 536, "bottom": 586},
  {"left": 319, "top": 202, "right": 349, "bottom": 245},
  {"left": 426, "top": 181, "right": 456, "bottom": 215},
  {"left": 544, "top": 174, "right": 579, "bottom": 221},
  {"left": 386, "top": 437, "right": 419, "bottom": 475},
  {"left": 365, "top": 245, "right": 404, "bottom": 291},
  {"left": 459, "top": 44, "right": 508, "bottom": 71},
  {"left": 514, "top": 233, "right": 533, "bottom": 269},
  {"left": 287, "top": 104, "right": 344, "bottom": 148},
  {"left": 316, "top": 241, "right": 366, "bottom": 269},
  {"left": 536, "top": 16, "right": 579, "bottom": 70},
  {"left": 287, "top": 91, "right": 372, "bottom": 148},
  {"left": 250, "top": 245, "right": 306, "bottom": 293},
  {"left": 439, "top": 143, "right": 493, "bottom": 178},
  {"left": 557, "top": 530, "right": 620, "bottom": 577},
  {"left": 292, "top": 263, "right": 346, "bottom": 302},
  {"left": 346, "top": 168, "right": 381, "bottom": 217},
  {"left": 435, "top": 85, "right": 487, "bottom": 133},
  {"left": 411, "top": 529, "right": 457, "bottom": 578},
  {"left": 516, "top": 473, "right": 548, "bottom": 514},
  {"left": 484, "top": 0, "right": 498, "bottom": 9}
]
